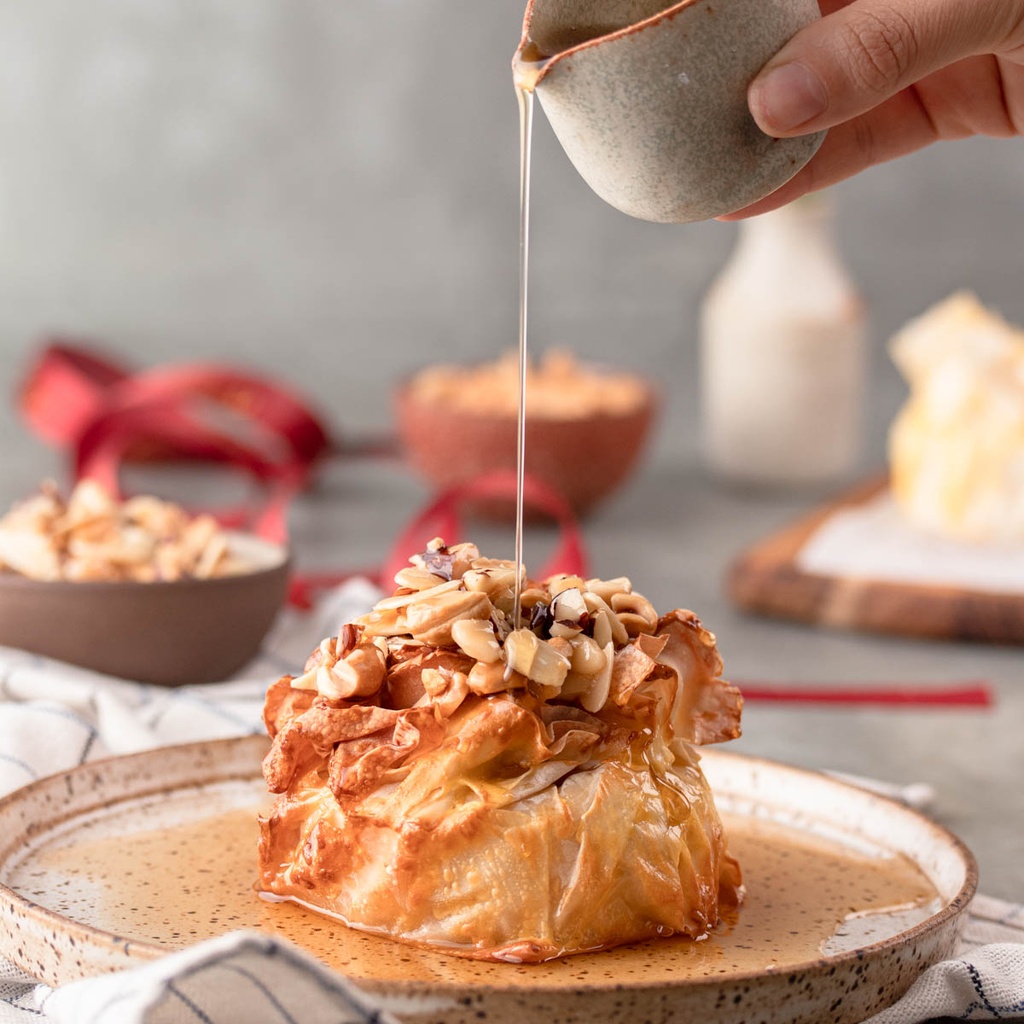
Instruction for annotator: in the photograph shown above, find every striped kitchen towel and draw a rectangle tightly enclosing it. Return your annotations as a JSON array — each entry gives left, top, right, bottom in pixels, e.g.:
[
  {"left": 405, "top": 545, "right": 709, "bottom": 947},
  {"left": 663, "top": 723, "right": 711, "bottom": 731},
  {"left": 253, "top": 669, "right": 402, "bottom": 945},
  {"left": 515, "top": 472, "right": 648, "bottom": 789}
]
[{"left": 20, "top": 898, "right": 1024, "bottom": 1024}]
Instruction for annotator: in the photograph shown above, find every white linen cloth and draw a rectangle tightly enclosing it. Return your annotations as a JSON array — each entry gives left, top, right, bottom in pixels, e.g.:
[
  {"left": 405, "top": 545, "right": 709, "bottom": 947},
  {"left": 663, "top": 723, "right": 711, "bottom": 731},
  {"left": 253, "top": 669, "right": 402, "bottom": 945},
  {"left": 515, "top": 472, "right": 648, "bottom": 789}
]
[
  {"left": 797, "top": 490, "right": 1024, "bottom": 595},
  {"left": 0, "top": 579, "right": 1021, "bottom": 1024}
]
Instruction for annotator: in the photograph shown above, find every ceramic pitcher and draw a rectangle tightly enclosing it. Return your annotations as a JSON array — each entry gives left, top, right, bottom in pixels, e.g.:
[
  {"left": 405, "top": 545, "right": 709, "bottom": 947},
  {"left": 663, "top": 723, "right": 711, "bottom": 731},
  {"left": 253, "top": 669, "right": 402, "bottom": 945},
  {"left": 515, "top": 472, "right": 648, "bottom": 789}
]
[{"left": 514, "top": 0, "right": 825, "bottom": 223}]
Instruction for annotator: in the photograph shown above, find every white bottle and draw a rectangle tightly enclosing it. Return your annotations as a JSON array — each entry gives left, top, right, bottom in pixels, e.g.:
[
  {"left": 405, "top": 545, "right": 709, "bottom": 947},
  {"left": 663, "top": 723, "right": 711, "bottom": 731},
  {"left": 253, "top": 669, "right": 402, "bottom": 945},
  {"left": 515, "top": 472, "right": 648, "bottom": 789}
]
[{"left": 700, "top": 194, "right": 867, "bottom": 488}]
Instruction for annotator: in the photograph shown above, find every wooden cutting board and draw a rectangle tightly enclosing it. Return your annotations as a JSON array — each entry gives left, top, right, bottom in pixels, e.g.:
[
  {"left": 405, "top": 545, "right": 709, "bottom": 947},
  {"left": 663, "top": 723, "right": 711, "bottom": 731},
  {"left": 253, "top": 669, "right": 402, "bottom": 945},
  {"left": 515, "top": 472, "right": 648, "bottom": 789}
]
[{"left": 728, "top": 477, "right": 1024, "bottom": 645}]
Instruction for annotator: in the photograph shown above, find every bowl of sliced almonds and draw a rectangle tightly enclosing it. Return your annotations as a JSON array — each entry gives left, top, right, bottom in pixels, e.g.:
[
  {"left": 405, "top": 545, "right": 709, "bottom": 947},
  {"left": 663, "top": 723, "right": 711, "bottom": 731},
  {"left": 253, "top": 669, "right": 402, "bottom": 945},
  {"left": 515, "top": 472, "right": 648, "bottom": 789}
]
[
  {"left": 395, "top": 349, "right": 658, "bottom": 519},
  {"left": 0, "top": 481, "right": 289, "bottom": 685}
]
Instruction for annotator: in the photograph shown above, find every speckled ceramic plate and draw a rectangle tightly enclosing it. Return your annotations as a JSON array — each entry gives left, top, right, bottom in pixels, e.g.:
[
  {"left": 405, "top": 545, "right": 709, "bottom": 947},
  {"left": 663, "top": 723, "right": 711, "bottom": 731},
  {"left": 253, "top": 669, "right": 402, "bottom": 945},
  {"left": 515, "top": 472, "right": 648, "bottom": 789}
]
[{"left": 0, "top": 735, "right": 976, "bottom": 1024}]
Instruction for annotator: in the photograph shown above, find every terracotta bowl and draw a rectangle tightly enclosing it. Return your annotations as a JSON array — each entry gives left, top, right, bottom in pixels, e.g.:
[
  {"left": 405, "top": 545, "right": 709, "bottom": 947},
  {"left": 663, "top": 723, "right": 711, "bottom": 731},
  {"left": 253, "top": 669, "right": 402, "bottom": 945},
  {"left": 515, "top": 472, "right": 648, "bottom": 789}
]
[
  {"left": 0, "top": 532, "right": 289, "bottom": 685},
  {"left": 519, "top": 0, "right": 826, "bottom": 222},
  {"left": 395, "top": 372, "right": 658, "bottom": 520}
]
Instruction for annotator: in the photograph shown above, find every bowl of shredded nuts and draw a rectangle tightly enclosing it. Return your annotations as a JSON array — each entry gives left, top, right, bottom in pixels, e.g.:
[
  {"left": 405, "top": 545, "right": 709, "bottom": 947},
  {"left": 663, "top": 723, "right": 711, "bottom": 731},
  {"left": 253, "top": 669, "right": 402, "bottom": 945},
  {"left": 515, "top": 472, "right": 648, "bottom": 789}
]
[
  {"left": 395, "top": 350, "right": 658, "bottom": 518},
  {"left": 0, "top": 481, "right": 289, "bottom": 684}
]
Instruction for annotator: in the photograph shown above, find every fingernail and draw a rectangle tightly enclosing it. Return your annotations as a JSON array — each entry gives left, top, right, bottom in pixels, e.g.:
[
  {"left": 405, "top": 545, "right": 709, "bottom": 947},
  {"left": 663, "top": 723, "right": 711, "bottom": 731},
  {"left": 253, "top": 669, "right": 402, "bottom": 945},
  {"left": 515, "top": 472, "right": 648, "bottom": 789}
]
[{"left": 750, "top": 62, "right": 828, "bottom": 134}]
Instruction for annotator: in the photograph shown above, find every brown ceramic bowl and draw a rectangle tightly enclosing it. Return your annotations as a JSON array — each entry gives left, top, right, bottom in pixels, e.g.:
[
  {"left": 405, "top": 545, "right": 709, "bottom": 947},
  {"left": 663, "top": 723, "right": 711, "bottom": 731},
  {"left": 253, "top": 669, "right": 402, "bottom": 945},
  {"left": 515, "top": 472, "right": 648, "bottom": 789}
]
[
  {"left": 395, "top": 366, "right": 658, "bottom": 520},
  {"left": 0, "top": 532, "right": 289, "bottom": 685}
]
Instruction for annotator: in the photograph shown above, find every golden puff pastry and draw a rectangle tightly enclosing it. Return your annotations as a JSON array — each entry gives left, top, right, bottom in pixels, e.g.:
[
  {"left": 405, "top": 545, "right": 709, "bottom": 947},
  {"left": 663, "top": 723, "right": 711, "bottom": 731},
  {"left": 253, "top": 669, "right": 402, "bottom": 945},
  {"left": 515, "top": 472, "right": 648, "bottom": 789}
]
[
  {"left": 889, "top": 292, "right": 1024, "bottom": 543},
  {"left": 258, "top": 541, "right": 743, "bottom": 962}
]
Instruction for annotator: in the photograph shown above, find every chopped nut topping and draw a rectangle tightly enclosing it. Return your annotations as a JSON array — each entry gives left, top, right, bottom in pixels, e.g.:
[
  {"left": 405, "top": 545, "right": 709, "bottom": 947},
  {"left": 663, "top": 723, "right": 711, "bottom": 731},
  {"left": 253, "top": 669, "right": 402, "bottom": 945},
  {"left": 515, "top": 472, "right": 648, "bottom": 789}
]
[
  {"left": 285, "top": 540, "right": 732, "bottom": 723},
  {"left": 406, "top": 350, "right": 649, "bottom": 420},
  {"left": 0, "top": 480, "right": 248, "bottom": 583}
]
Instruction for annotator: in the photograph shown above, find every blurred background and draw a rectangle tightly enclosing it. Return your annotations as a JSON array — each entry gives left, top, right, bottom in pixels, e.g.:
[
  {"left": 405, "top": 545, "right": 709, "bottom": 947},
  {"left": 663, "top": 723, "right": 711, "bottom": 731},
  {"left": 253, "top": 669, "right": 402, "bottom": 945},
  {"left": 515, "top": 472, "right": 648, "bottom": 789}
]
[{"left": 0, "top": 0, "right": 1021, "bottom": 507}]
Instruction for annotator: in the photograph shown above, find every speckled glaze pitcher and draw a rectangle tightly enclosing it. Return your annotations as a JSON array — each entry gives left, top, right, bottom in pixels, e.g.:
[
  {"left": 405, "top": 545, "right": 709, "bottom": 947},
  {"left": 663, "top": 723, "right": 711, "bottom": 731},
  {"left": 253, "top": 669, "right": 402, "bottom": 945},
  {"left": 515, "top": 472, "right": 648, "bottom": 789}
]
[{"left": 513, "top": 0, "right": 825, "bottom": 223}]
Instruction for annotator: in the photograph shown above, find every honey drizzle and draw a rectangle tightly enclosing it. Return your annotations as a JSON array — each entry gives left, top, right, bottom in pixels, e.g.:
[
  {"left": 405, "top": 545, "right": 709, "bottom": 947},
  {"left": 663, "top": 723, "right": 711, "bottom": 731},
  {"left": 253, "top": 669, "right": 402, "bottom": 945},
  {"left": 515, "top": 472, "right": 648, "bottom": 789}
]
[{"left": 512, "top": 84, "right": 534, "bottom": 630}]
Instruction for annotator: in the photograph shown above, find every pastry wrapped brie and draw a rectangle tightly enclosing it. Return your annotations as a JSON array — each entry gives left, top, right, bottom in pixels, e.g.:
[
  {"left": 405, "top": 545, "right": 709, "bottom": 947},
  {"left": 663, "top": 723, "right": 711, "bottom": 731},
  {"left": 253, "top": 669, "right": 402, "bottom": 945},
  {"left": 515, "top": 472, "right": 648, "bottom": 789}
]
[
  {"left": 889, "top": 292, "right": 1024, "bottom": 543},
  {"left": 258, "top": 541, "right": 743, "bottom": 962}
]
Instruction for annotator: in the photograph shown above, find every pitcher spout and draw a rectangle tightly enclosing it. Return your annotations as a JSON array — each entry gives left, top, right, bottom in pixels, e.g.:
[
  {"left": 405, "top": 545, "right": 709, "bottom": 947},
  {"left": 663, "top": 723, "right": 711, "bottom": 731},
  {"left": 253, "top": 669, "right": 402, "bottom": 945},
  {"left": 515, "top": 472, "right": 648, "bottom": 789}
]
[{"left": 514, "top": 0, "right": 687, "bottom": 91}]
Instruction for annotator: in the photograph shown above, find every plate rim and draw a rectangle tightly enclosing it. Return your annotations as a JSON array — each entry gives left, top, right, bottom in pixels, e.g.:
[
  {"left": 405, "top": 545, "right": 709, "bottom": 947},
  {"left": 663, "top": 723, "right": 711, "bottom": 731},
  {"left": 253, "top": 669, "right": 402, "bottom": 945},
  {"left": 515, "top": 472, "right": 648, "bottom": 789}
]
[{"left": 0, "top": 734, "right": 978, "bottom": 993}]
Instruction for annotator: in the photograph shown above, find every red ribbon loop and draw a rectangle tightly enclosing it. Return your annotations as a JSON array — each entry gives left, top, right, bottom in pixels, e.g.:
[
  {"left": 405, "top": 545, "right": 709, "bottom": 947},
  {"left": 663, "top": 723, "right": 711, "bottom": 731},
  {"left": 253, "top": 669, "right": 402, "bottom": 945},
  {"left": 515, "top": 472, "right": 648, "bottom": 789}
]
[
  {"left": 20, "top": 342, "right": 127, "bottom": 447},
  {"left": 380, "top": 469, "right": 589, "bottom": 586},
  {"left": 19, "top": 341, "right": 590, "bottom": 610},
  {"left": 19, "top": 341, "right": 334, "bottom": 544}
]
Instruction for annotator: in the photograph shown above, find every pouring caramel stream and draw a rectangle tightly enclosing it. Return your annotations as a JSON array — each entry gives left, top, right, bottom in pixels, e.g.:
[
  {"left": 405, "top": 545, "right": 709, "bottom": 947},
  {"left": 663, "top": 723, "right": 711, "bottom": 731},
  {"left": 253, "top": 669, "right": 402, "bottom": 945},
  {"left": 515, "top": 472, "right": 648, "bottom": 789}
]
[{"left": 512, "top": 84, "right": 533, "bottom": 628}]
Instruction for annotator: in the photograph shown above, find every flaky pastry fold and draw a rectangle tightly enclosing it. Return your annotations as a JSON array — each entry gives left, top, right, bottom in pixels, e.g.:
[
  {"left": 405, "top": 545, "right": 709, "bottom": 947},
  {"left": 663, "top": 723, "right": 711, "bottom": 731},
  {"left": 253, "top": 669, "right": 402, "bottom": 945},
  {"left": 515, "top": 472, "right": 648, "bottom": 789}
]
[{"left": 258, "top": 543, "right": 742, "bottom": 962}]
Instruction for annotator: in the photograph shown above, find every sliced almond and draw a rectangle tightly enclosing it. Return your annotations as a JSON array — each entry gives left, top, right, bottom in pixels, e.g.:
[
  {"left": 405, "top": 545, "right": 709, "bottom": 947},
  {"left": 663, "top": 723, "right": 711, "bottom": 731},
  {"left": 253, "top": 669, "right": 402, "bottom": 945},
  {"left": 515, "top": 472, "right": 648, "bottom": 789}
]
[
  {"left": 503, "top": 629, "right": 570, "bottom": 690},
  {"left": 451, "top": 617, "right": 503, "bottom": 664},
  {"left": 580, "top": 642, "right": 615, "bottom": 713},
  {"left": 466, "top": 660, "right": 523, "bottom": 695},
  {"left": 405, "top": 589, "right": 491, "bottom": 645},
  {"left": 584, "top": 576, "right": 632, "bottom": 602}
]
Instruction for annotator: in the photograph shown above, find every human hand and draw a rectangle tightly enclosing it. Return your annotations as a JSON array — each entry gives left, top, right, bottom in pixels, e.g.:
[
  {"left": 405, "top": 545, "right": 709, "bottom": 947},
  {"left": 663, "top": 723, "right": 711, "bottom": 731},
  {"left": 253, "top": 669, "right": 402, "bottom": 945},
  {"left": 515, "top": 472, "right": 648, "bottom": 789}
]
[{"left": 723, "top": 0, "right": 1024, "bottom": 218}]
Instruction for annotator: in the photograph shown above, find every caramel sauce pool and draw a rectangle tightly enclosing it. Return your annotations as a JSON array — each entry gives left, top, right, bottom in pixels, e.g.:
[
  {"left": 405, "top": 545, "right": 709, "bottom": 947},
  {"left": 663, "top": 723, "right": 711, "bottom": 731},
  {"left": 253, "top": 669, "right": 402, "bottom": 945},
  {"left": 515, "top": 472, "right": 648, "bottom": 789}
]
[{"left": 14, "top": 791, "right": 939, "bottom": 986}]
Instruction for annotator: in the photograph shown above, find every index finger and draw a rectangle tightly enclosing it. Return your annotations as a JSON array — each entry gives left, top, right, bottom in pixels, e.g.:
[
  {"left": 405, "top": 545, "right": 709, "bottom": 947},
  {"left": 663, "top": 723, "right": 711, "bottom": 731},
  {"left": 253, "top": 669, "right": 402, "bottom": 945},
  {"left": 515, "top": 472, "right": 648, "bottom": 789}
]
[{"left": 748, "top": 0, "right": 1023, "bottom": 136}]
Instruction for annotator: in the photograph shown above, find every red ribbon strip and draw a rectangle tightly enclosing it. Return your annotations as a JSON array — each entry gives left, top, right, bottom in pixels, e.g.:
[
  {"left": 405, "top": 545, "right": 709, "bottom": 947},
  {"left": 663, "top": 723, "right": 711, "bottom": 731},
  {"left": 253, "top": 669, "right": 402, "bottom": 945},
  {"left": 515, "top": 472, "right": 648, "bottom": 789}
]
[
  {"left": 19, "top": 341, "right": 590, "bottom": 605},
  {"left": 380, "top": 468, "right": 589, "bottom": 587},
  {"left": 20, "top": 342, "right": 336, "bottom": 545},
  {"left": 737, "top": 681, "right": 994, "bottom": 708},
  {"left": 22, "top": 341, "right": 334, "bottom": 468}
]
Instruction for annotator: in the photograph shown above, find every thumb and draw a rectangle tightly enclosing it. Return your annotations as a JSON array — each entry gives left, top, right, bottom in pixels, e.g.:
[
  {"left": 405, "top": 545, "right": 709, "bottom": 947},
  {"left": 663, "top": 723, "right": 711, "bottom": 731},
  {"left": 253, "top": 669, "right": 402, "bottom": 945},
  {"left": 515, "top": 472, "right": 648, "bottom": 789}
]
[{"left": 748, "top": 0, "right": 1024, "bottom": 136}]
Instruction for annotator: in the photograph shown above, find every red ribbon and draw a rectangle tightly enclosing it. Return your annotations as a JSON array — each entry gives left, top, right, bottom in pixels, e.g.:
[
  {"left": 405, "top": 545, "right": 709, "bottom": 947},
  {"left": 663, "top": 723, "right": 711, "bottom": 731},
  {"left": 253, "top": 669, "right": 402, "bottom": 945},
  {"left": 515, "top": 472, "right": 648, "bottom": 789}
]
[
  {"left": 19, "top": 341, "right": 589, "bottom": 604},
  {"left": 287, "top": 470, "right": 589, "bottom": 610},
  {"left": 21, "top": 342, "right": 334, "bottom": 545},
  {"left": 737, "top": 681, "right": 994, "bottom": 708},
  {"left": 381, "top": 469, "right": 588, "bottom": 588}
]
